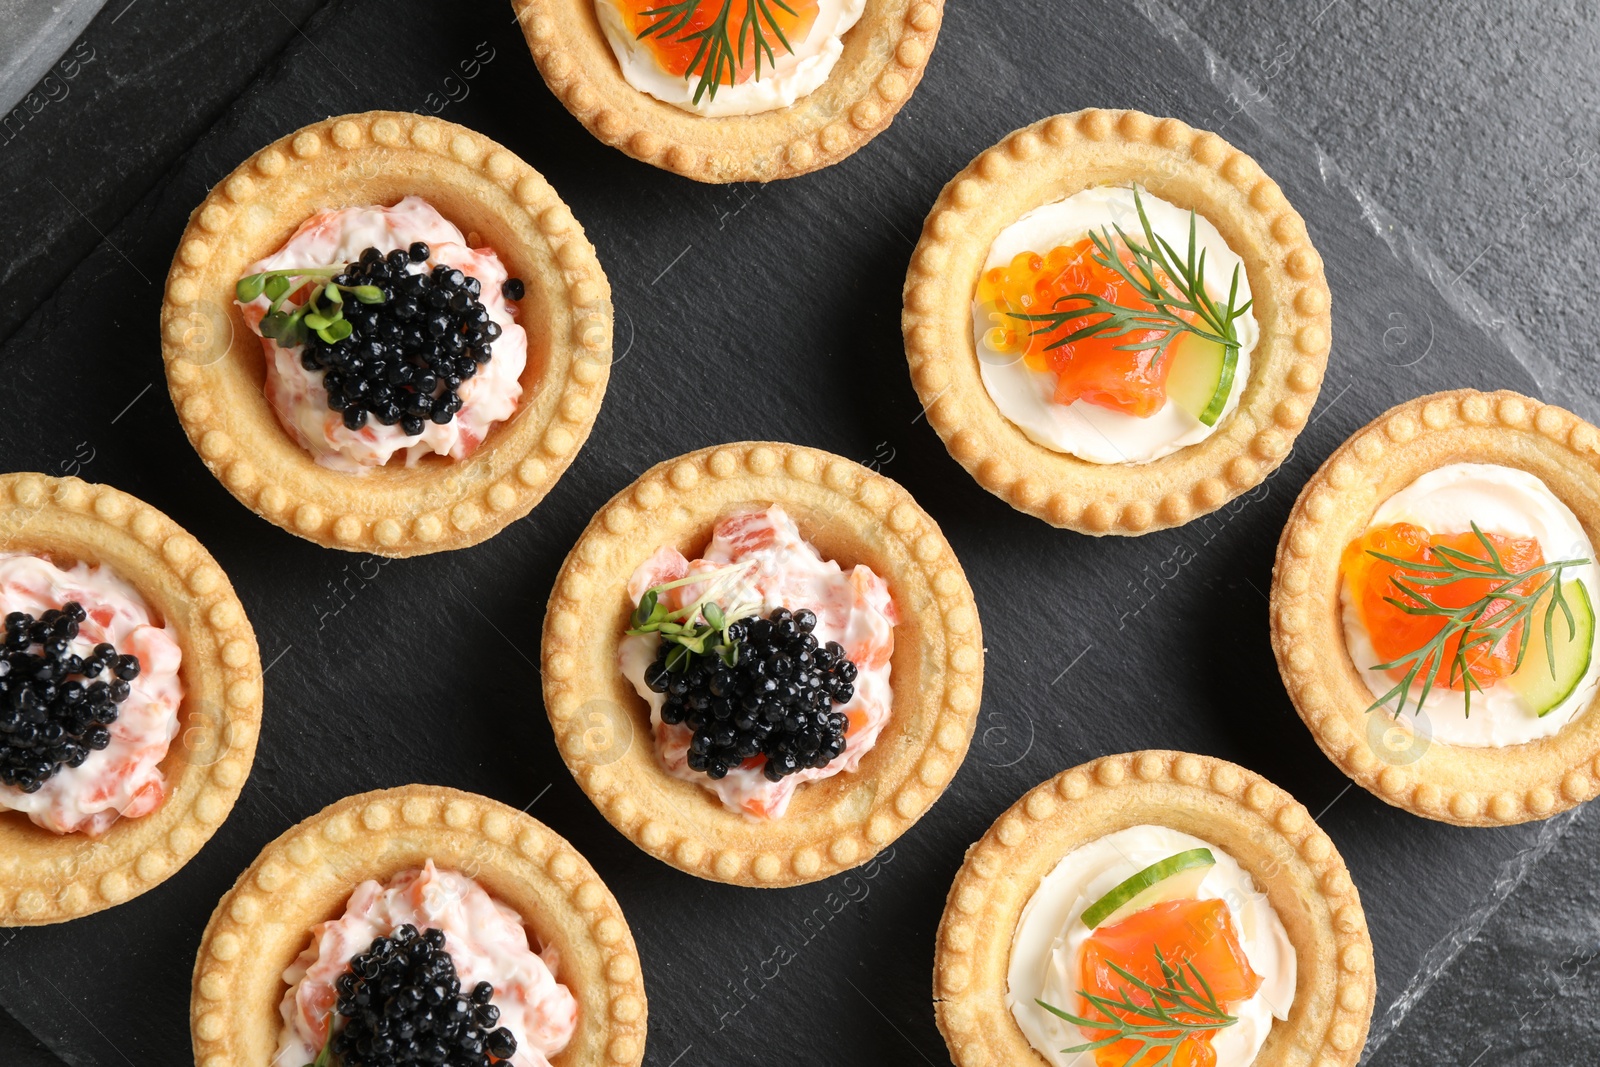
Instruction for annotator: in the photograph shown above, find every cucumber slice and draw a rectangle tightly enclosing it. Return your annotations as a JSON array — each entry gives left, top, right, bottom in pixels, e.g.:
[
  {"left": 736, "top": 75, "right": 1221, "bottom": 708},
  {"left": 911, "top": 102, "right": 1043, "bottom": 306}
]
[
  {"left": 1165, "top": 334, "right": 1237, "bottom": 427},
  {"left": 1081, "top": 848, "right": 1215, "bottom": 929},
  {"left": 1508, "top": 578, "right": 1594, "bottom": 717}
]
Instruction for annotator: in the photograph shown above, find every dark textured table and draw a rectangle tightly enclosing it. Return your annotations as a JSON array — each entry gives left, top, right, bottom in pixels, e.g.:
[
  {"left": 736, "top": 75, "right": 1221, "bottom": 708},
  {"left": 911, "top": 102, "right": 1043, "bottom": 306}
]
[{"left": 2, "top": 2, "right": 1597, "bottom": 1065}]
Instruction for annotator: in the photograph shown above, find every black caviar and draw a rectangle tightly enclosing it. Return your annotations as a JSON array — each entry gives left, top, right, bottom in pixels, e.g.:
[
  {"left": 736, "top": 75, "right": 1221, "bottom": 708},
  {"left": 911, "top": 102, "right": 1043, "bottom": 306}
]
[
  {"left": 302, "top": 244, "right": 522, "bottom": 437},
  {"left": 318, "top": 924, "right": 518, "bottom": 1067},
  {"left": 0, "top": 602, "right": 139, "bottom": 794},
  {"left": 644, "top": 607, "right": 859, "bottom": 782}
]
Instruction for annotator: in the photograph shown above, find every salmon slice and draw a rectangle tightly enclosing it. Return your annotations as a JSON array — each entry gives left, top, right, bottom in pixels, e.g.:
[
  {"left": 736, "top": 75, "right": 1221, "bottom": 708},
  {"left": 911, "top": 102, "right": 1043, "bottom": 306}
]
[
  {"left": 1077, "top": 898, "right": 1262, "bottom": 1067},
  {"left": 616, "top": 0, "right": 821, "bottom": 83},
  {"left": 1343, "top": 522, "right": 1544, "bottom": 690},
  {"left": 976, "top": 238, "right": 1201, "bottom": 417}
]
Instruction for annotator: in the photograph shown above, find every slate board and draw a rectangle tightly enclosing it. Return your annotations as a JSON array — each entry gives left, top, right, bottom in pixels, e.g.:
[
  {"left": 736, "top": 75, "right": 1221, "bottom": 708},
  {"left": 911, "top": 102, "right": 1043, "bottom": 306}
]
[{"left": 0, "top": 1, "right": 1559, "bottom": 1064}]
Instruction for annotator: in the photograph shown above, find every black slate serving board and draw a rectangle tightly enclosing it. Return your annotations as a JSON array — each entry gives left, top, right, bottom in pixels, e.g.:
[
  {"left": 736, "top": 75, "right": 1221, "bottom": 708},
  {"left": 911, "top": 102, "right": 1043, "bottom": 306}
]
[{"left": 0, "top": 1, "right": 1562, "bottom": 1065}]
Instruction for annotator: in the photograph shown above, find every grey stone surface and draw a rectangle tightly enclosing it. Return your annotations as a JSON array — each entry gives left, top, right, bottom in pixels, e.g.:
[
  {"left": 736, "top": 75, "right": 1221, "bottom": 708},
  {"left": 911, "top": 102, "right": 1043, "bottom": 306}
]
[
  {"left": 0, "top": 0, "right": 324, "bottom": 348},
  {"left": 1162, "top": 0, "right": 1600, "bottom": 424},
  {"left": 0, "top": 995, "right": 58, "bottom": 1067},
  {"left": 0, "top": 0, "right": 105, "bottom": 114},
  {"left": 0, "top": 0, "right": 1595, "bottom": 1065},
  {"left": 1365, "top": 805, "right": 1600, "bottom": 1065},
  {"left": 1153, "top": 4, "right": 1600, "bottom": 1061}
]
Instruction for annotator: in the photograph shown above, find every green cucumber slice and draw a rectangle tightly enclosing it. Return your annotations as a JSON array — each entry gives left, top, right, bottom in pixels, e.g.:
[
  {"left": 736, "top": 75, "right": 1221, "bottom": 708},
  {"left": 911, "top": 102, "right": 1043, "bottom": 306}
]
[
  {"left": 1508, "top": 578, "right": 1594, "bottom": 717},
  {"left": 1081, "top": 848, "right": 1215, "bottom": 929},
  {"left": 1165, "top": 335, "right": 1237, "bottom": 427}
]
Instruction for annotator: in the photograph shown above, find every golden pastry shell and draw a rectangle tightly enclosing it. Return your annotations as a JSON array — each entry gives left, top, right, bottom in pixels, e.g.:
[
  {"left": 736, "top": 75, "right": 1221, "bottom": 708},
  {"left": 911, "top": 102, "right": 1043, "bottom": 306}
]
[
  {"left": 1271, "top": 388, "right": 1600, "bottom": 825},
  {"left": 0, "top": 473, "right": 262, "bottom": 925},
  {"left": 541, "top": 441, "right": 983, "bottom": 887},
  {"left": 933, "top": 750, "right": 1375, "bottom": 1067},
  {"left": 160, "top": 110, "right": 612, "bottom": 557},
  {"left": 190, "top": 785, "right": 647, "bottom": 1067},
  {"left": 511, "top": 0, "right": 943, "bottom": 183},
  {"left": 902, "top": 108, "right": 1333, "bottom": 535}
]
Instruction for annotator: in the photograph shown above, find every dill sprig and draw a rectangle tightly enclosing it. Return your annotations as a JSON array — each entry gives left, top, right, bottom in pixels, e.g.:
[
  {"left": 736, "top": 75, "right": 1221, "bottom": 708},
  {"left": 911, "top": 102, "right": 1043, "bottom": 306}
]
[
  {"left": 1037, "top": 947, "right": 1237, "bottom": 1067},
  {"left": 1008, "top": 186, "right": 1252, "bottom": 367},
  {"left": 1366, "top": 522, "right": 1588, "bottom": 718},
  {"left": 626, "top": 561, "right": 760, "bottom": 670},
  {"left": 635, "top": 0, "right": 798, "bottom": 105}
]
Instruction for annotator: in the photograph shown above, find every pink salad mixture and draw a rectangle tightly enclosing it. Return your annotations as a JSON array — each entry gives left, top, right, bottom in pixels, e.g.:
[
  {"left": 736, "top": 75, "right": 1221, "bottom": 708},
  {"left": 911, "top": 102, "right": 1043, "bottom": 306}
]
[
  {"left": 0, "top": 553, "right": 184, "bottom": 835},
  {"left": 619, "top": 505, "right": 897, "bottom": 819},
  {"left": 238, "top": 196, "right": 527, "bottom": 473},
  {"left": 275, "top": 862, "right": 578, "bottom": 1067}
]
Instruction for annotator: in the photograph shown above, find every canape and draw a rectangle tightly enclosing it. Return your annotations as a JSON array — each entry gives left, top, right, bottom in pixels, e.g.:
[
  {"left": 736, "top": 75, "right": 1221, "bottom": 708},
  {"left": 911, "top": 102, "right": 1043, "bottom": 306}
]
[
  {"left": 1272, "top": 388, "right": 1600, "bottom": 824},
  {"left": 541, "top": 442, "right": 982, "bottom": 886},
  {"left": 0, "top": 473, "right": 260, "bottom": 924},
  {"left": 191, "top": 785, "right": 646, "bottom": 1067},
  {"left": 512, "top": 0, "right": 943, "bottom": 182},
  {"left": 934, "top": 751, "right": 1374, "bottom": 1067},
  {"left": 903, "top": 109, "right": 1331, "bottom": 535},
  {"left": 161, "top": 111, "right": 611, "bottom": 556}
]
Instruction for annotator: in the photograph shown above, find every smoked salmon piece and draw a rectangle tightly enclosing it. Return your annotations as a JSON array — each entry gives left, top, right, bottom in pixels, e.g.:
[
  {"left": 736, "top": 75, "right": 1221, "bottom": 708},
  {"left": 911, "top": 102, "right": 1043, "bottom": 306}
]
[
  {"left": 976, "top": 238, "right": 1201, "bottom": 417},
  {"left": 616, "top": 0, "right": 820, "bottom": 83},
  {"left": 1343, "top": 523, "right": 1544, "bottom": 690},
  {"left": 1077, "top": 898, "right": 1261, "bottom": 1067}
]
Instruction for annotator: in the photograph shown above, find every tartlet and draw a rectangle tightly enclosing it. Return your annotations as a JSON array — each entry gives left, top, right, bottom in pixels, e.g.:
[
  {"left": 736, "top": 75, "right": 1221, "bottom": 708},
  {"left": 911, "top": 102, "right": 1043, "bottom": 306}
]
[
  {"left": 902, "top": 109, "right": 1332, "bottom": 535},
  {"left": 1271, "top": 388, "right": 1600, "bottom": 825},
  {"left": 160, "top": 110, "right": 612, "bottom": 557},
  {"left": 191, "top": 785, "right": 647, "bottom": 1067},
  {"left": 511, "top": 0, "right": 943, "bottom": 183},
  {"left": 541, "top": 441, "right": 982, "bottom": 887},
  {"left": 933, "top": 750, "right": 1375, "bottom": 1067},
  {"left": 0, "top": 473, "right": 261, "bottom": 925}
]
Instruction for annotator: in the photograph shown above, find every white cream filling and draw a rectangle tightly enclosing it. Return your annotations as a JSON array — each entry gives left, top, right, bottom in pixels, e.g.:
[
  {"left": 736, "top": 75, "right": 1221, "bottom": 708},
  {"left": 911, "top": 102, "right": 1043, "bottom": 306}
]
[
  {"left": 1341, "top": 462, "right": 1600, "bottom": 747},
  {"left": 596, "top": 0, "right": 865, "bottom": 117},
  {"left": 973, "top": 186, "right": 1258, "bottom": 465},
  {"left": 1008, "top": 825, "right": 1294, "bottom": 1067}
]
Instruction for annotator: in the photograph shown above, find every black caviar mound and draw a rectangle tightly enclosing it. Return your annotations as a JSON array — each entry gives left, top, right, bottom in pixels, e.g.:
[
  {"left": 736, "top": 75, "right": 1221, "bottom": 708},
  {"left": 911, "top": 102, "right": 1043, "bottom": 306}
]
[
  {"left": 0, "top": 601, "right": 139, "bottom": 794},
  {"left": 323, "top": 924, "right": 518, "bottom": 1067},
  {"left": 305, "top": 243, "right": 520, "bottom": 436},
  {"left": 645, "top": 607, "right": 859, "bottom": 782}
]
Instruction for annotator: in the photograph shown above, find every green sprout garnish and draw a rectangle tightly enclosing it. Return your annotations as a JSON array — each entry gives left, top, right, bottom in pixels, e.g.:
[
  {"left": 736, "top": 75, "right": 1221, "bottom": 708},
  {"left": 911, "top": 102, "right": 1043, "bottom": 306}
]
[
  {"left": 626, "top": 562, "right": 759, "bottom": 671},
  {"left": 302, "top": 1015, "right": 337, "bottom": 1067},
  {"left": 236, "top": 264, "right": 384, "bottom": 348}
]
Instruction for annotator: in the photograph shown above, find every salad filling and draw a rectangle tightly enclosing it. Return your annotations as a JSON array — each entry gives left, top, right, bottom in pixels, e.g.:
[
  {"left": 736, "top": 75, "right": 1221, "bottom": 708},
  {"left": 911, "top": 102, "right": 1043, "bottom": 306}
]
[
  {"left": 618, "top": 505, "right": 896, "bottom": 819},
  {"left": 276, "top": 862, "right": 577, "bottom": 1067},
  {"left": 237, "top": 196, "right": 526, "bottom": 474},
  {"left": 0, "top": 552, "right": 183, "bottom": 836}
]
